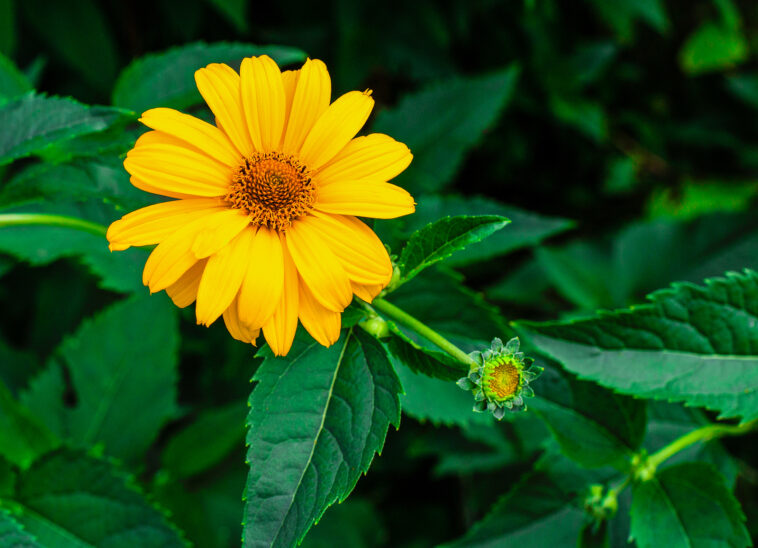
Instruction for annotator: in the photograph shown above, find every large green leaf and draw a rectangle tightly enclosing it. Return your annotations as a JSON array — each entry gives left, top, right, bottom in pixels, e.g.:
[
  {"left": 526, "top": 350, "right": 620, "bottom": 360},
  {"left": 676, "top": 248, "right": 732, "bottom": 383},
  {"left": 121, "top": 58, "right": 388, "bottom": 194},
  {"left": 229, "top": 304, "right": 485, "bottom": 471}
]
[
  {"left": 398, "top": 215, "right": 509, "bottom": 284},
  {"left": 394, "top": 195, "right": 573, "bottom": 267},
  {"left": 531, "top": 365, "right": 646, "bottom": 469},
  {"left": 112, "top": 42, "right": 306, "bottom": 113},
  {"left": 0, "top": 52, "right": 30, "bottom": 101},
  {"left": 21, "top": 295, "right": 179, "bottom": 463},
  {"left": 372, "top": 65, "right": 519, "bottom": 194},
  {"left": 0, "top": 382, "right": 58, "bottom": 469},
  {"left": 0, "top": 93, "right": 134, "bottom": 166},
  {"left": 2, "top": 449, "right": 186, "bottom": 547},
  {"left": 515, "top": 270, "right": 758, "bottom": 421},
  {"left": 243, "top": 329, "right": 401, "bottom": 547},
  {"left": 19, "top": 0, "right": 117, "bottom": 91},
  {"left": 0, "top": 510, "right": 41, "bottom": 547},
  {"left": 630, "top": 463, "right": 749, "bottom": 548}
]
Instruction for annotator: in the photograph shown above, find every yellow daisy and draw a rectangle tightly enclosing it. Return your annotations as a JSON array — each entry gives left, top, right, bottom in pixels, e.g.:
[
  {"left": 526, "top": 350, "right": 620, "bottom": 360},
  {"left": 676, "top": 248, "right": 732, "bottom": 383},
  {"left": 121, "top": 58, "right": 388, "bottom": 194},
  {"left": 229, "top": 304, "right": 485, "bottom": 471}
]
[{"left": 107, "top": 56, "right": 415, "bottom": 356}]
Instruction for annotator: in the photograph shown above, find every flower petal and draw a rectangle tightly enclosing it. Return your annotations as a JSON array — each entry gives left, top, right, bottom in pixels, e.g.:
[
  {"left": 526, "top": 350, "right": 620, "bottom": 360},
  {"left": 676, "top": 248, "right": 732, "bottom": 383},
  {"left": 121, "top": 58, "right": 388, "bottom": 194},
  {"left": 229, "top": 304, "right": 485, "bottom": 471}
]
[
  {"left": 298, "top": 279, "right": 341, "bottom": 347},
  {"left": 352, "top": 282, "right": 383, "bottom": 303},
  {"left": 125, "top": 143, "right": 232, "bottom": 197},
  {"left": 195, "top": 227, "right": 254, "bottom": 326},
  {"left": 140, "top": 108, "right": 241, "bottom": 167},
  {"left": 237, "top": 226, "right": 284, "bottom": 329},
  {"left": 305, "top": 212, "right": 392, "bottom": 285},
  {"left": 195, "top": 63, "right": 255, "bottom": 156},
  {"left": 315, "top": 134, "right": 412, "bottom": 187},
  {"left": 281, "top": 59, "right": 330, "bottom": 154},
  {"left": 224, "top": 294, "right": 260, "bottom": 345},
  {"left": 314, "top": 180, "right": 415, "bottom": 218},
  {"left": 142, "top": 211, "right": 229, "bottom": 292},
  {"left": 107, "top": 198, "right": 224, "bottom": 251},
  {"left": 285, "top": 219, "right": 353, "bottom": 312},
  {"left": 299, "top": 90, "right": 374, "bottom": 169},
  {"left": 166, "top": 259, "right": 207, "bottom": 308},
  {"left": 191, "top": 209, "right": 251, "bottom": 258},
  {"left": 281, "top": 69, "right": 300, "bottom": 139},
  {"left": 262, "top": 236, "right": 299, "bottom": 356},
  {"left": 129, "top": 176, "right": 199, "bottom": 200},
  {"left": 240, "top": 55, "right": 286, "bottom": 152}
]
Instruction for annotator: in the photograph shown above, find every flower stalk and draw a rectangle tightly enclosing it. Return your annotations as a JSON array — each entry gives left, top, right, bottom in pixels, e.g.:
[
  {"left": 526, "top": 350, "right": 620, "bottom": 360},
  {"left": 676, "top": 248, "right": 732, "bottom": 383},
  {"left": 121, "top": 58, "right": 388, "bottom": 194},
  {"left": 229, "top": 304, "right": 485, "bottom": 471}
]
[{"left": 0, "top": 213, "right": 108, "bottom": 237}]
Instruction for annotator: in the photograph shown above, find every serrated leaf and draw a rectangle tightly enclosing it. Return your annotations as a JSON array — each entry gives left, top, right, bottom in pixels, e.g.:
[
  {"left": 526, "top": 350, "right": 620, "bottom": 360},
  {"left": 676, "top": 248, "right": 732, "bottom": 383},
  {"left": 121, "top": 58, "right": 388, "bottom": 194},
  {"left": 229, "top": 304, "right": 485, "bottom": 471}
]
[
  {"left": 0, "top": 93, "right": 134, "bottom": 166},
  {"left": 243, "top": 329, "right": 401, "bottom": 548},
  {"left": 398, "top": 215, "right": 509, "bottom": 284},
  {"left": 0, "top": 510, "right": 42, "bottom": 547},
  {"left": 3, "top": 449, "right": 186, "bottom": 547},
  {"left": 0, "top": 52, "right": 30, "bottom": 101},
  {"left": 0, "top": 382, "right": 58, "bottom": 468},
  {"left": 162, "top": 401, "right": 245, "bottom": 479},
  {"left": 393, "top": 195, "right": 573, "bottom": 267},
  {"left": 19, "top": 0, "right": 116, "bottom": 91},
  {"left": 383, "top": 320, "right": 468, "bottom": 382},
  {"left": 373, "top": 65, "right": 519, "bottom": 194},
  {"left": 113, "top": 42, "right": 306, "bottom": 113},
  {"left": 680, "top": 22, "right": 748, "bottom": 75},
  {"left": 515, "top": 270, "right": 758, "bottom": 421},
  {"left": 444, "top": 451, "right": 617, "bottom": 547},
  {"left": 630, "top": 463, "right": 749, "bottom": 548},
  {"left": 21, "top": 295, "right": 179, "bottom": 463},
  {"left": 532, "top": 365, "right": 646, "bottom": 469}
]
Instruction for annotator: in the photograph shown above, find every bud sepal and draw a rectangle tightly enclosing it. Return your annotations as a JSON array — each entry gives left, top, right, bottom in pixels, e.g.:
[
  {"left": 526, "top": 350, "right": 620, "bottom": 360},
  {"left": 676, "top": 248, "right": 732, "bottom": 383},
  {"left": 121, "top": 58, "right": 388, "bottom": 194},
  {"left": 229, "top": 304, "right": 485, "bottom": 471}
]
[{"left": 457, "top": 337, "right": 542, "bottom": 419}]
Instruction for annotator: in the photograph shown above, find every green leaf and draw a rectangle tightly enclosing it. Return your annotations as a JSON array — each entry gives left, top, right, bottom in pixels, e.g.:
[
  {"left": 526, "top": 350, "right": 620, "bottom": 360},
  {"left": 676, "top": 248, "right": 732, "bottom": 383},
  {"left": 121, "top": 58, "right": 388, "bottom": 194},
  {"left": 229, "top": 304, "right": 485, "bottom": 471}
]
[
  {"left": 21, "top": 295, "right": 179, "bottom": 463},
  {"left": 4, "top": 449, "right": 187, "bottom": 547},
  {"left": 515, "top": 270, "right": 758, "bottom": 421},
  {"left": 0, "top": 93, "right": 134, "bottom": 166},
  {"left": 373, "top": 65, "right": 519, "bottom": 194},
  {"left": 19, "top": 0, "right": 117, "bottom": 91},
  {"left": 394, "top": 195, "right": 573, "bottom": 267},
  {"left": 444, "top": 451, "right": 617, "bottom": 547},
  {"left": 630, "top": 463, "right": 749, "bottom": 548},
  {"left": 531, "top": 365, "right": 646, "bottom": 469},
  {"left": 585, "top": 0, "right": 668, "bottom": 41},
  {"left": 0, "top": 382, "right": 58, "bottom": 469},
  {"left": 550, "top": 97, "right": 607, "bottom": 142},
  {"left": 647, "top": 179, "right": 758, "bottom": 220},
  {"left": 301, "top": 498, "right": 386, "bottom": 548},
  {"left": 398, "top": 215, "right": 509, "bottom": 284},
  {"left": 726, "top": 73, "right": 758, "bottom": 111},
  {"left": 243, "top": 329, "right": 401, "bottom": 547},
  {"left": 113, "top": 42, "right": 306, "bottom": 114},
  {"left": 0, "top": 52, "right": 30, "bottom": 101},
  {"left": 0, "top": 510, "right": 42, "bottom": 547},
  {"left": 203, "top": 0, "right": 248, "bottom": 32},
  {"left": 391, "top": 357, "right": 492, "bottom": 428},
  {"left": 384, "top": 320, "right": 468, "bottom": 382},
  {"left": 679, "top": 22, "right": 748, "bottom": 75},
  {"left": 161, "top": 401, "right": 246, "bottom": 479}
]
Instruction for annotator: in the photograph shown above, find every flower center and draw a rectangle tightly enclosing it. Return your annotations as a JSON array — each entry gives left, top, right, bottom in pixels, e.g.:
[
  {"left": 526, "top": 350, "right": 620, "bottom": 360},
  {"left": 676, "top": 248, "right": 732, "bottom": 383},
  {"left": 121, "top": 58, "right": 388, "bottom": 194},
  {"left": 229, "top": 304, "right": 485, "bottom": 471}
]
[
  {"left": 225, "top": 152, "right": 315, "bottom": 231},
  {"left": 483, "top": 357, "right": 521, "bottom": 401}
]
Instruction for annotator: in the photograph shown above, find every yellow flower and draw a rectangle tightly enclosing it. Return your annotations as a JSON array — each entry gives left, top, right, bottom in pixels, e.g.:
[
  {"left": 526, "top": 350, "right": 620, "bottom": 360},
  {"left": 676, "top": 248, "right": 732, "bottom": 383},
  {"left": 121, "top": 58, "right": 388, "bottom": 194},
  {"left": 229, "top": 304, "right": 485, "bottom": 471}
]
[{"left": 107, "top": 56, "right": 415, "bottom": 356}]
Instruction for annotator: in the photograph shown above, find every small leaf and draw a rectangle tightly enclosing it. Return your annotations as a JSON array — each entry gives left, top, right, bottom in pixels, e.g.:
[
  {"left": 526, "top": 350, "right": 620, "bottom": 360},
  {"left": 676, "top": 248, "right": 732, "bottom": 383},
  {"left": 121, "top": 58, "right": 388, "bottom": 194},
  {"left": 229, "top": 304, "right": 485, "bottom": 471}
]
[
  {"left": 373, "top": 65, "right": 519, "bottom": 194},
  {"left": 680, "top": 22, "right": 748, "bottom": 75},
  {"left": 585, "top": 0, "right": 668, "bottom": 41},
  {"left": 6, "top": 449, "right": 187, "bottom": 547},
  {"left": 515, "top": 270, "right": 758, "bottom": 422},
  {"left": 243, "top": 329, "right": 401, "bottom": 547},
  {"left": 113, "top": 41, "right": 306, "bottom": 114},
  {"left": 0, "top": 52, "right": 30, "bottom": 102},
  {"left": 22, "top": 295, "right": 180, "bottom": 463},
  {"left": 630, "top": 463, "right": 749, "bottom": 548},
  {"left": 0, "top": 93, "right": 134, "bottom": 166},
  {"left": 398, "top": 215, "right": 509, "bottom": 284}
]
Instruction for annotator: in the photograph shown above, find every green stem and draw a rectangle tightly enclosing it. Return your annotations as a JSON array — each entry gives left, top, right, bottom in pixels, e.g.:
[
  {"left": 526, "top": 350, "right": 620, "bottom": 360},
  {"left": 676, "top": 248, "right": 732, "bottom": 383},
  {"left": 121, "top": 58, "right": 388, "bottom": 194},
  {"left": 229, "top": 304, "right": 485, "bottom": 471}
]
[
  {"left": 371, "top": 297, "right": 477, "bottom": 367},
  {"left": 0, "top": 213, "right": 108, "bottom": 237},
  {"left": 647, "top": 418, "right": 758, "bottom": 470}
]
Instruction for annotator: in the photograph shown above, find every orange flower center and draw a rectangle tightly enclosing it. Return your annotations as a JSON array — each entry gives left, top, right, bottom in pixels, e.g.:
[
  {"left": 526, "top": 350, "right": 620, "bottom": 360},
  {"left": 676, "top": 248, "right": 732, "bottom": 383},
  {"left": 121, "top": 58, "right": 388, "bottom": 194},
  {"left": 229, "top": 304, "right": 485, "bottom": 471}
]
[
  {"left": 483, "top": 359, "right": 521, "bottom": 401},
  {"left": 226, "top": 152, "right": 315, "bottom": 231}
]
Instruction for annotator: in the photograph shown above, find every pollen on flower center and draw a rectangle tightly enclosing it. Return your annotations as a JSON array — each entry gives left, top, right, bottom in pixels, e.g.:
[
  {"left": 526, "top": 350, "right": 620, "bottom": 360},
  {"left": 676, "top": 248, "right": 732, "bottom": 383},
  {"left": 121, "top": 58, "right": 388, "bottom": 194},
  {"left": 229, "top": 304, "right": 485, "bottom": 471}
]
[
  {"left": 483, "top": 357, "right": 521, "bottom": 401},
  {"left": 225, "top": 152, "right": 315, "bottom": 231}
]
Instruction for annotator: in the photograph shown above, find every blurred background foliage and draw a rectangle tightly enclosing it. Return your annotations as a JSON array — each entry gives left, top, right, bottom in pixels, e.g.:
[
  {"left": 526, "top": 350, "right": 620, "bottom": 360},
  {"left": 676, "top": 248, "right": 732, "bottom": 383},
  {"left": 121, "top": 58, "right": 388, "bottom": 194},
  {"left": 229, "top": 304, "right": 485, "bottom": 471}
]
[{"left": 1, "top": 0, "right": 758, "bottom": 546}]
